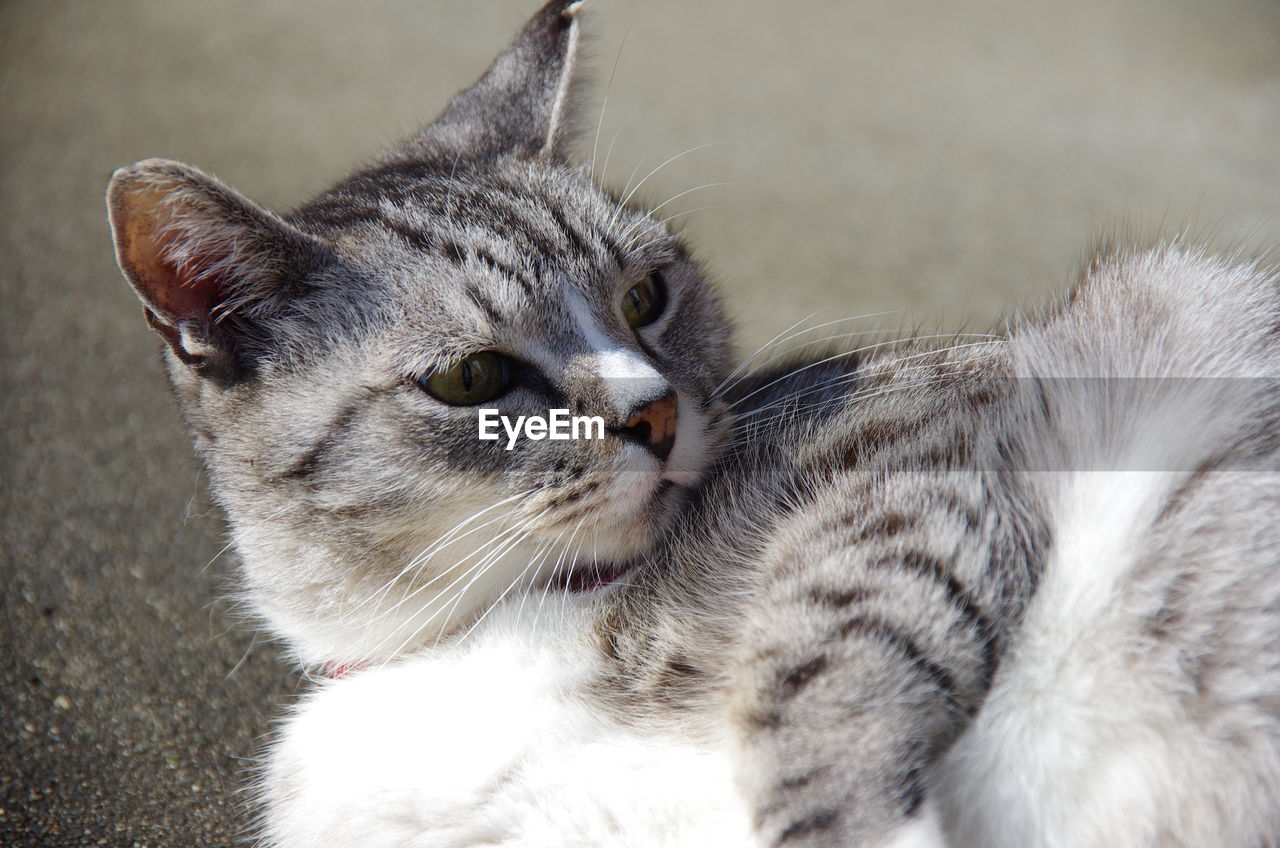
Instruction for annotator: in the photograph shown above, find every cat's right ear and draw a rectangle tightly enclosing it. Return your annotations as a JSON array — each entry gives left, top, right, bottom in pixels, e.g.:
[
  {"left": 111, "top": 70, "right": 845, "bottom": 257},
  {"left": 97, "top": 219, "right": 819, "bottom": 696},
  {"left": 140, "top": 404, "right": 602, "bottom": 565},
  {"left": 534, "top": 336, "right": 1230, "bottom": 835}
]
[
  {"left": 107, "top": 159, "right": 327, "bottom": 374},
  {"left": 398, "top": 0, "right": 587, "bottom": 164}
]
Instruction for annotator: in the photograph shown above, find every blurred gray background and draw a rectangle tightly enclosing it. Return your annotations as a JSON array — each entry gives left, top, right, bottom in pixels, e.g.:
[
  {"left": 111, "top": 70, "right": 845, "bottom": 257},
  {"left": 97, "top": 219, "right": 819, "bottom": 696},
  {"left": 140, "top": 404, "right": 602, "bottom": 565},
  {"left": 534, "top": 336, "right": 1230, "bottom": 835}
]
[{"left": 2, "top": 0, "right": 1278, "bottom": 844}]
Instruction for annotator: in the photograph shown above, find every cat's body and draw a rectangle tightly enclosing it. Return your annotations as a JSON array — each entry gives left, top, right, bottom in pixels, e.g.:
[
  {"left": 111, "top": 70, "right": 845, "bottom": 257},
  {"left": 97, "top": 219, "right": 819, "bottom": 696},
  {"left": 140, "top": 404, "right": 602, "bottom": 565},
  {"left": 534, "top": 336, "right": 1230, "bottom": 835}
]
[
  {"left": 597, "top": 247, "right": 1280, "bottom": 847},
  {"left": 265, "top": 247, "right": 1280, "bottom": 848},
  {"left": 107, "top": 2, "right": 1280, "bottom": 846}
]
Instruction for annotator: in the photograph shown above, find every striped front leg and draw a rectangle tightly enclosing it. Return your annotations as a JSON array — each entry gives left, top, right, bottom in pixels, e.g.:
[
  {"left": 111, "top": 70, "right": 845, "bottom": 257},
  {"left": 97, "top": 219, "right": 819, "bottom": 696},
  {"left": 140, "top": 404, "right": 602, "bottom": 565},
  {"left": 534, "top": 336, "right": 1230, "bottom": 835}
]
[{"left": 731, "top": 473, "right": 1032, "bottom": 847}]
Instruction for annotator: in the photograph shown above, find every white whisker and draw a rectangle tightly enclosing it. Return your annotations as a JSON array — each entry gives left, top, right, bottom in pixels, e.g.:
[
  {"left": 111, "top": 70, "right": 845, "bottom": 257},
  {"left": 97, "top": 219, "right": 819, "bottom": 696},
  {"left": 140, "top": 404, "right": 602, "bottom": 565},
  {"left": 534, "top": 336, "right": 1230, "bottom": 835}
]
[
  {"left": 713, "top": 312, "right": 824, "bottom": 397},
  {"left": 590, "top": 27, "right": 631, "bottom": 181},
  {"left": 354, "top": 489, "right": 536, "bottom": 620},
  {"left": 200, "top": 503, "right": 294, "bottom": 574},
  {"left": 600, "top": 125, "right": 624, "bottom": 191},
  {"left": 729, "top": 329, "right": 999, "bottom": 401},
  {"left": 726, "top": 337, "right": 998, "bottom": 411},
  {"left": 427, "top": 511, "right": 551, "bottom": 650},
  {"left": 367, "top": 512, "right": 547, "bottom": 664},
  {"left": 611, "top": 142, "right": 724, "bottom": 231},
  {"left": 714, "top": 310, "right": 912, "bottom": 398},
  {"left": 534, "top": 517, "right": 589, "bottom": 640},
  {"left": 726, "top": 341, "right": 1003, "bottom": 437},
  {"left": 357, "top": 505, "right": 550, "bottom": 662},
  {"left": 626, "top": 205, "right": 722, "bottom": 253},
  {"left": 458, "top": 531, "right": 563, "bottom": 646},
  {"left": 613, "top": 182, "right": 740, "bottom": 245},
  {"left": 610, "top": 156, "right": 647, "bottom": 228},
  {"left": 730, "top": 375, "right": 956, "bottom": 440}
]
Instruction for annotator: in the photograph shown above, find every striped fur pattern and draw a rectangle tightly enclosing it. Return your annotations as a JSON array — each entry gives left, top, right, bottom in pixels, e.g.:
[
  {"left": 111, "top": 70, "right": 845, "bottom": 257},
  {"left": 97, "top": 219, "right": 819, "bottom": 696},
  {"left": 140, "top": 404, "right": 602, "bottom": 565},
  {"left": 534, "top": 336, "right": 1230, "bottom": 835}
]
[
  {"left": 108, "top": 0, "right": 731, "bottom": 669},
  {"left": 107, "top": 1, "right": 1280, "bottom": 845},
  {"left": 596, "top": 247, "right": 1280, "bottom": 846}
]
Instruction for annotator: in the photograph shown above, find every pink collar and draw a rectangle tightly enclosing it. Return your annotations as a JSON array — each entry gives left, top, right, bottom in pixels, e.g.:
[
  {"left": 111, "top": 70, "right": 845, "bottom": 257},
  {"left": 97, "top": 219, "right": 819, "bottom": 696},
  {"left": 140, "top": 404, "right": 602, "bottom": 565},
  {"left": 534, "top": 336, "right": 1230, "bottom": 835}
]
[{"left": 321, "top": 661, "right": 367, "bottom": 679}]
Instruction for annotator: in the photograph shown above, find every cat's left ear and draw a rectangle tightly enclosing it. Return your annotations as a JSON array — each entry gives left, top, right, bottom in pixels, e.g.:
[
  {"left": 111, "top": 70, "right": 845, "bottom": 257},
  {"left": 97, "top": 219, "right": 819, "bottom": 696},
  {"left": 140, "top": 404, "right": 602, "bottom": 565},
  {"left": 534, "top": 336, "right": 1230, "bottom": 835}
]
[{"left": 401, "top": 0, "right": 587, "bottom": 163}]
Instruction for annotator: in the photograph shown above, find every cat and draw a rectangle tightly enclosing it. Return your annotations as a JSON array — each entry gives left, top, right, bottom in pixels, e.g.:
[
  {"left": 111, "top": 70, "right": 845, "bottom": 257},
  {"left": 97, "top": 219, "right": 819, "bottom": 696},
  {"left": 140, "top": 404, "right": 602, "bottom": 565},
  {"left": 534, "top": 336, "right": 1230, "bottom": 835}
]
[{"left": 106, "top": 1, "right": 1280, "bottom": 846}]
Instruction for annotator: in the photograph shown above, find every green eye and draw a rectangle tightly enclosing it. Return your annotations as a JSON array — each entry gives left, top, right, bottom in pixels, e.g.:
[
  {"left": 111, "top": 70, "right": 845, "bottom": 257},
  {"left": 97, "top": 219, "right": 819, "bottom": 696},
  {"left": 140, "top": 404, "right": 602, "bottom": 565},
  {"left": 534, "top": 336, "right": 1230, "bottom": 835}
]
[
  {"left": 419, "top": 352, "right": 512, "bottom": 405},
  {"left": 621, "top": 274, "right": 666, "bottom": 328}
]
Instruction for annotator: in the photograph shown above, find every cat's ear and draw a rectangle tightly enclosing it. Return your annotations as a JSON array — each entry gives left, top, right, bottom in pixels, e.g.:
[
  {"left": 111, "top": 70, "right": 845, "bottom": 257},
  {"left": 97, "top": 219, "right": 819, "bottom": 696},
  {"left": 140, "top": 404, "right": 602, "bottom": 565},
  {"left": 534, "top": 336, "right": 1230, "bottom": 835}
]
[
  {"left": 107, "top": 158, "right": 328, "bottom": 373},
  {"left": 402, "top": 0, "right": 587, "bottom": 163}
]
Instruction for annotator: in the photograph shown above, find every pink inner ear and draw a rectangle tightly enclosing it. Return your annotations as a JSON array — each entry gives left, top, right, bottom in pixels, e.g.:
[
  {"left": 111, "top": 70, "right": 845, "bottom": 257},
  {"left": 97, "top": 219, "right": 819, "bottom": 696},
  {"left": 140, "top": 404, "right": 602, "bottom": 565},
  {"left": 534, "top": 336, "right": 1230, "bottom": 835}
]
[{"left": 119, "top": 187, "right": 222, "bottom": 324}]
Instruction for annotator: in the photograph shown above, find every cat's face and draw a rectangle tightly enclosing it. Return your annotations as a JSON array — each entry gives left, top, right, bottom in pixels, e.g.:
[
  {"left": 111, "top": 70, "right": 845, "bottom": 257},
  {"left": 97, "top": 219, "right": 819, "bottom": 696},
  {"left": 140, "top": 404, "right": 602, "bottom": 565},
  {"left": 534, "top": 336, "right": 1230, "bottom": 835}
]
[{"left": 106, "top": 0, "right": 732, "bottom": 666}]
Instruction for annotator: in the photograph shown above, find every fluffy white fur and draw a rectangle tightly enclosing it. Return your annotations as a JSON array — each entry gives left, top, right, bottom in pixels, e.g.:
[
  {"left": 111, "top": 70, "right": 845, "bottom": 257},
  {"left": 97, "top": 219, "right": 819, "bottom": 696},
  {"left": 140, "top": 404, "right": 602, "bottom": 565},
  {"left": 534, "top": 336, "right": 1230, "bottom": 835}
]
[{"left": 265, "top": 596, "right": 753, "bottom": 848}]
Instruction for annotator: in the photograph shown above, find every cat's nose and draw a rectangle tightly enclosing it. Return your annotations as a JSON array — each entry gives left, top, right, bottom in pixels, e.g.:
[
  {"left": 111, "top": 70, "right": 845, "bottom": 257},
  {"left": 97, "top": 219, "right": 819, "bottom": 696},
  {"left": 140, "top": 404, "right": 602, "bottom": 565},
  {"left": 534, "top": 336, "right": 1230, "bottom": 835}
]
[{"left": 617, "top": 391, "right": 678, "bottom": 463}]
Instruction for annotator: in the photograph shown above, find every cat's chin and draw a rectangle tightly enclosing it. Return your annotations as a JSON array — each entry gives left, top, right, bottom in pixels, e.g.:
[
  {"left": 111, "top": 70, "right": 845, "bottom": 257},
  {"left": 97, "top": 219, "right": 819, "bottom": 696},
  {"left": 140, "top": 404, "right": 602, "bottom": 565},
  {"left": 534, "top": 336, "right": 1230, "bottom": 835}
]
[{"left": 589, "top": 470, "right": 688, "bottom": 556}]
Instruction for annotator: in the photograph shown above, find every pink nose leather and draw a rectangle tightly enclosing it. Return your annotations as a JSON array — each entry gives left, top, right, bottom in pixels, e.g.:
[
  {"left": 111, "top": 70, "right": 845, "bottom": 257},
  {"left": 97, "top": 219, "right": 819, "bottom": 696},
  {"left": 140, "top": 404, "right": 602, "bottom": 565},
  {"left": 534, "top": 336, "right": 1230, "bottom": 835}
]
[{"left": 623, "top": 392, "right": 678, "bottom": 462}]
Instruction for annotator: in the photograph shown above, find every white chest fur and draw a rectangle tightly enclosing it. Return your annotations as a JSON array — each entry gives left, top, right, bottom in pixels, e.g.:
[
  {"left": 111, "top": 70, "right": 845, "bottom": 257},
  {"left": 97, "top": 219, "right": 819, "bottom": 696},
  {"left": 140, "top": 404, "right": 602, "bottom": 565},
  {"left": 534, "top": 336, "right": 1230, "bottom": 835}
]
[{"left": 263, "top": 598, "right": 753, "bottom": 848}]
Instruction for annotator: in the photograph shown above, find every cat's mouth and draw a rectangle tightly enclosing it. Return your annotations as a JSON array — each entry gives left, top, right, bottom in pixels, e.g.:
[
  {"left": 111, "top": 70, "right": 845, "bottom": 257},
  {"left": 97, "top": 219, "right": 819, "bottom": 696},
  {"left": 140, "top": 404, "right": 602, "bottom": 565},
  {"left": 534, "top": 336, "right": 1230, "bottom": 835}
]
[{"left": 554, "top": 560, "right": 635, "bottom": 593}]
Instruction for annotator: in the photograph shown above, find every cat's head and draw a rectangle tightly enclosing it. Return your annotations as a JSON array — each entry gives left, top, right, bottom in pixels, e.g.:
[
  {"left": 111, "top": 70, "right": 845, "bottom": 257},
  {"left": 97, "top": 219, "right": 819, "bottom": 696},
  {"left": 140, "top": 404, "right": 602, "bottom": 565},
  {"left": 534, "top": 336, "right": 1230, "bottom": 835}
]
[{"left": 106, "top": 0, "right": 732, "bottom": 666}]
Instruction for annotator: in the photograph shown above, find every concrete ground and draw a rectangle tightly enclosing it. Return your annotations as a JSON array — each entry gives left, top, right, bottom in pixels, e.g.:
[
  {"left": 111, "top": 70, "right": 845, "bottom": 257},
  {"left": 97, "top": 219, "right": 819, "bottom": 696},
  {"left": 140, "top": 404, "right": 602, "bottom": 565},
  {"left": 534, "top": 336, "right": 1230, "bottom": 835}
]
[{"left": 2, "top": 0, "right": 1278, "bottom": 844}]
